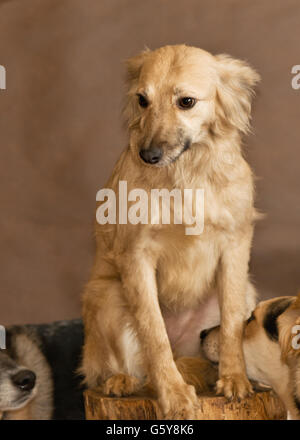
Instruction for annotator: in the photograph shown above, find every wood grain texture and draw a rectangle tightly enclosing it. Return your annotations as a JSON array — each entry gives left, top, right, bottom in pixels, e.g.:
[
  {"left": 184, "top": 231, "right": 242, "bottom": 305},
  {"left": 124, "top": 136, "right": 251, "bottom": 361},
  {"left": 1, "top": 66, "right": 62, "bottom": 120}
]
[{"left": 84, "top": 389, "right": 286, "bottom": 420}]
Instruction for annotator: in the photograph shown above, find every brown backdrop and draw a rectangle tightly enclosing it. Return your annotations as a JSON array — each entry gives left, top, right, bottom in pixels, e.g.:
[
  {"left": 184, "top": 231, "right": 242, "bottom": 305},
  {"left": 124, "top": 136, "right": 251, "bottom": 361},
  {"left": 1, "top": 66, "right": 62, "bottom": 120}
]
[{"left": 0, "top": 0, "right": 299, "bottom": 325}]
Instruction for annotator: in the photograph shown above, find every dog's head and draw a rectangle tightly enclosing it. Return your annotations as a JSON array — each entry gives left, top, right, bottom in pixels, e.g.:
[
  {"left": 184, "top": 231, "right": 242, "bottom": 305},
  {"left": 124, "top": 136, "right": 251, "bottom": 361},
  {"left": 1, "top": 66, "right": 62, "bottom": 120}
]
[
  {"left": 0, "top": 349, "right": 37, "bottom": 418},
  {"left": 124, "top": 44, "right": 259, "bottom": 167},
  {"left": 201, "top": 296, "right": 296, "bottom": 364},
  {"left": 201, "top": 295, "right": 300, "bottom": 418}
]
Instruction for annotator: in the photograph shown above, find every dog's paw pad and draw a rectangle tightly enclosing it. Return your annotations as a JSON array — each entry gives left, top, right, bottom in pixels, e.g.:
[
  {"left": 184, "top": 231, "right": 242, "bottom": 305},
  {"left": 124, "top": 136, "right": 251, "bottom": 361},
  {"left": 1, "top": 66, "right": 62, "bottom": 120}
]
[
  {"left": 216, "top": 374, "right": 253, "bottom": 400},
  {"left": 103, "top": 374, "right": 140, "bottom": 397},
  {"left": 160, "top": 382, "right": 200, "bottom": 420}
]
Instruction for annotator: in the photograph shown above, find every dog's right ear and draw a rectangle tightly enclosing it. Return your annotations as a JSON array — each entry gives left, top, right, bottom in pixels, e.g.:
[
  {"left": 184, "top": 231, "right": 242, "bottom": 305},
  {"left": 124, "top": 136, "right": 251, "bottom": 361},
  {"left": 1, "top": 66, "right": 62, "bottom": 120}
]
[{"left": 123, "top": 49, "right": 150, "bottom": 126}]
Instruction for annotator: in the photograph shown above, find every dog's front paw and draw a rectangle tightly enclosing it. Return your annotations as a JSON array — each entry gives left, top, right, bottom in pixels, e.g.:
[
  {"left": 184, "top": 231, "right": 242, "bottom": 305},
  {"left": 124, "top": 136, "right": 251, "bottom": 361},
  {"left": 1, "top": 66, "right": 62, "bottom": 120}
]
[
  {"left": 102, "top": 373, "right": 140, "bottom": 397},
  {"left": 216, "top": 373, "right": 253, "bottom": 400},
  {"left": 159, "top": 382, "right": 199, "bottom": 420}
]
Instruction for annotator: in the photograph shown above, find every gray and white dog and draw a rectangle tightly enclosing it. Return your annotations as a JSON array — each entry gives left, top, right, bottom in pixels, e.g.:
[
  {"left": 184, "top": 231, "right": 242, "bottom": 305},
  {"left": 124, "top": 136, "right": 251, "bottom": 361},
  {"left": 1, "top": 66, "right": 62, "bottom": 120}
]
[{"left": 0, "top": 319, "right": 85, "bottom": 420}]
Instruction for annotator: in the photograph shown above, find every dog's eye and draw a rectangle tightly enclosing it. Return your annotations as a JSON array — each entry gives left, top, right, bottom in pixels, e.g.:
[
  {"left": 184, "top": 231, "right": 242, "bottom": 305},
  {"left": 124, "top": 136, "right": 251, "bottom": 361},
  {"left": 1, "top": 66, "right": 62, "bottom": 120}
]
[
  {"left": 177, "top": 97, "right": 196, "bottom": 110},
  {"left": 137, "top": 94, "right": 148, "bottom": 108}
]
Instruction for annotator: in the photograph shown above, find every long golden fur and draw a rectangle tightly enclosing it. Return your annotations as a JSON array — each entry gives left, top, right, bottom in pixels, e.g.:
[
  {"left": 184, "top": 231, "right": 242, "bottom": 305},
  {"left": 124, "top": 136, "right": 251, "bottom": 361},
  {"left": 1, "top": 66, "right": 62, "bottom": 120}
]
[{"left": 81, "top": 44, "right": 260, "bottom": 419}]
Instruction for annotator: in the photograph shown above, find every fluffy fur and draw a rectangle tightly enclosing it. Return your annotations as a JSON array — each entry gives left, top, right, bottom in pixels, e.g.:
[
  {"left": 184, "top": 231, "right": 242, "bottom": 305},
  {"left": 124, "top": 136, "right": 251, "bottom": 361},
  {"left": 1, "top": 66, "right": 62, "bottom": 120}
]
[
  {"left": 81, "top": 44, "right": 260, "bottom": 419},
  {"left": 0, "top": 320, "right": 85, "bottom": 420},
  {"left": 0, "top": 328, "right": 53, "bottom": 420}
]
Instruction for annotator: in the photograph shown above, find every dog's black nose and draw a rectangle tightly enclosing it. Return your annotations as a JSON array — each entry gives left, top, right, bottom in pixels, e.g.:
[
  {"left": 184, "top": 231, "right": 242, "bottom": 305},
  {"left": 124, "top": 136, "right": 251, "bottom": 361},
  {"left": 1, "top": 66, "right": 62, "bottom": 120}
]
[
  {"left": 12, "top": 370, "right": 36, "bottom": 392},
  {"left": 139, "top": 147, "right": 163, "bottom": 164},
  {"left": 200, "top": 329, "right": 210, "bottom": 341}
]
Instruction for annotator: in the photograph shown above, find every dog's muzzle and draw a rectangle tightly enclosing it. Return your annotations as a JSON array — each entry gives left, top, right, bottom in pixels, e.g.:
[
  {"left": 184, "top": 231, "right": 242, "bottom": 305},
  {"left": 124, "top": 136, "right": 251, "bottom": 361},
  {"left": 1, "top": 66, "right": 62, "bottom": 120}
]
[
  {"left": 200, "top": 326, "right": 217, "bottom": 344},
  {"left": 139, "top": 146, "right": 163, "bottom": 164}
]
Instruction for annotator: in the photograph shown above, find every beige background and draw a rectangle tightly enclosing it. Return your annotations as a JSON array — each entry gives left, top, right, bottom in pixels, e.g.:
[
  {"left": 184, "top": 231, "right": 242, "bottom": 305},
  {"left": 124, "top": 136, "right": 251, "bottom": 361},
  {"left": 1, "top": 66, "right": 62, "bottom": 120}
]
[{"left": 0, "top": 0, "right": 299, "bottom": 325}]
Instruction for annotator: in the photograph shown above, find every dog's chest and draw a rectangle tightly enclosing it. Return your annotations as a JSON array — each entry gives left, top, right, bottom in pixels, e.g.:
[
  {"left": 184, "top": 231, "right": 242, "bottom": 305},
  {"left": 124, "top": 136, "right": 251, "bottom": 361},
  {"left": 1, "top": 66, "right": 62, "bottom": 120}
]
[
  {"left": 153, "top": 179, "right": 245, "bottom": 306},
  {"left": 156, "top": 229, "right": 221, "bottom": 308},
  {"left": 161, "top": 292, "right": 220, "bottom": 357}
]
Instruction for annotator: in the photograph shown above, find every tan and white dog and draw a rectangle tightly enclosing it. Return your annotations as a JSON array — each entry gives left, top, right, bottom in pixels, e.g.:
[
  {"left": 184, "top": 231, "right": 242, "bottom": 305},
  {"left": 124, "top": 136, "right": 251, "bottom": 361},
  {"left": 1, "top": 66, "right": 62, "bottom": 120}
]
[
  {"left": 81, "top": 44, "right": 260, "bottom": 419},
  {"left": 201, "top": 293, "right": 300, "bottom": 420}
]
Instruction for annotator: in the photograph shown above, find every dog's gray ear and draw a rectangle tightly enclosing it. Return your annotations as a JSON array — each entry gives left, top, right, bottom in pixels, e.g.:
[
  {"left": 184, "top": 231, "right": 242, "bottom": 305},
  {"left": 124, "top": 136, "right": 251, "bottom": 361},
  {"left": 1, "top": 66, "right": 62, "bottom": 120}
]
[{"left": 215, "top": 54, "right": 260, "bottom": 134}]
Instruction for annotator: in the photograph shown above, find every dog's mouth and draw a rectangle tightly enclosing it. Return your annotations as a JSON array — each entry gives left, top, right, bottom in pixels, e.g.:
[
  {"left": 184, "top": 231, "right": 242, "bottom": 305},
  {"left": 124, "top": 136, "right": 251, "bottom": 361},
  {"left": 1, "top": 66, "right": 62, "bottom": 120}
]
[
  {"left": 139, "top": 139, "right": 191, "bottom": 167},
  {"left": 0, "top": 369, "right": 38, "bottom": 414},
  {"left": 12, "top": 392, "right": 34, "bottom": 409},
  {"left": 0, "top": 387, "right": 37, "bottom": 413},
  {"left": 169, "top": 139, "right": 191, "bottom": 164}
]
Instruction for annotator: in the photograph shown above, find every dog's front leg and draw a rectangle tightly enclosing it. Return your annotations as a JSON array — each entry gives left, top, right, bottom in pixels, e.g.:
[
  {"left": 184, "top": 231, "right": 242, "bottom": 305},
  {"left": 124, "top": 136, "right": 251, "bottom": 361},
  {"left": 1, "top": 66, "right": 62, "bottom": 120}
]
[
  {"left": 216, "top": 232, "right": 253, "bottom": 400},
  {"left": 119, "top": 252, "right": 199, "bottom": 419}
]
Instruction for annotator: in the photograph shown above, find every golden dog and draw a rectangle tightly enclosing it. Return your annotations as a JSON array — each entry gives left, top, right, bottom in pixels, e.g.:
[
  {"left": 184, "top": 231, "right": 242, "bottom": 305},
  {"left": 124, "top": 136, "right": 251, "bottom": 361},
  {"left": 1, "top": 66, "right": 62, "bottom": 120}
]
[
  {"left": 202, "top": 293, "right": 300, "bottom": 419},
  {"left": 81, "top": 44, "right": 260, "bottom": 419}
]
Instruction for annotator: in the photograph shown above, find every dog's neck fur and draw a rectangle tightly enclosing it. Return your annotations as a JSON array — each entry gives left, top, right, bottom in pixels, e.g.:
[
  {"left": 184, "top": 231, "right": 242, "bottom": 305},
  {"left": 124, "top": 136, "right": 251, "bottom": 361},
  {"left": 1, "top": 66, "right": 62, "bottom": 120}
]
[
  {"left": 126, "top": 128, "right": 244, "bottom": 190},
  {"left": 172, "top": 131, "right": 242, "bottom": 188},
  {"left": 110, "top": 128, "right": 255, "bottom": 235}
]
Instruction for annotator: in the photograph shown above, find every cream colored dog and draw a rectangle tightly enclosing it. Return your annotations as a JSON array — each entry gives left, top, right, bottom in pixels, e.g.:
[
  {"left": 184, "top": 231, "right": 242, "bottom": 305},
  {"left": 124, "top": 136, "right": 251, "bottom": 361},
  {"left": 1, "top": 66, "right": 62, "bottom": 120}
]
[
  {"left": 201, "top": 293, "right": 300, "bottom": 420},
  {"left": 81, "top": 44, "right": 260, "bottom": 419}
]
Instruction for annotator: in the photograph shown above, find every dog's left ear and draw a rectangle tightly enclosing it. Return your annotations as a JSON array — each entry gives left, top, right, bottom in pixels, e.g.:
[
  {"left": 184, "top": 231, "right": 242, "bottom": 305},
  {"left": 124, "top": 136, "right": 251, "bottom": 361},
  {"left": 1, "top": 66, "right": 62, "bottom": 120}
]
[
  {"left": 125, "top": 49, "right": 150, "bottom": 85},
  {"left": 215, "top": 54, "right": 260, "bottom": 134}
]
